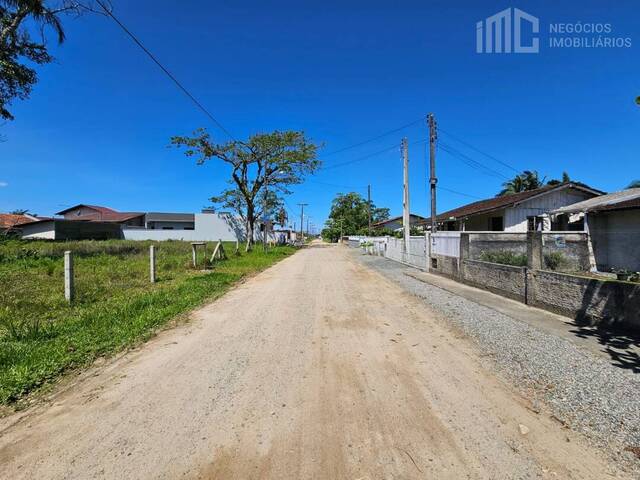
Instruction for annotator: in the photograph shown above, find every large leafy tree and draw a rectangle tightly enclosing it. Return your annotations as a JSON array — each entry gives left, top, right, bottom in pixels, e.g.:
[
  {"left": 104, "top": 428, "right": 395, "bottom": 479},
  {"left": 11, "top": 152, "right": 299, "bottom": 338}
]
[
  {"left": 627, "top": 180, "right": 640, "bottom": 189},
  {"left": 497, "top": 170, "right": 542, "bottom": 196},
  {"left": 0, "top": 0, "right": 106, "bottom": 121},
  {"left": 321, "top": 192, "right": 389, "bottom": 242},
  {"left": 171, "top": 129, "right": 320, "bottom": 250}
]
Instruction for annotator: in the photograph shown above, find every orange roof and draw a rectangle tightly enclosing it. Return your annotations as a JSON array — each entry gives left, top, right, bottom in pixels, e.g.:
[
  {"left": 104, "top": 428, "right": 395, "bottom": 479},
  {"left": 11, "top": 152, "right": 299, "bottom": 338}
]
[{"left": 0, "top": 214, "right": 35, "bottom": 229}]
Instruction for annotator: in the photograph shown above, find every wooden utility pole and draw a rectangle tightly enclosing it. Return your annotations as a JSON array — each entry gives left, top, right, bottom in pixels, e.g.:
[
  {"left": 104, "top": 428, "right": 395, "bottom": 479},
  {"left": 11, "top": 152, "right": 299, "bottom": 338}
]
[
  {"left": 402, "top": 137, "right": 410, "bottom": 251},
  {"left": 297, "top": 203, "right": 308, "bottom": 241},
  {"left": 367, "top": 184, "right": 372, "bottom": 236},
  {"left": 428, "top": 113, "right": 438, "bottom": 232}
]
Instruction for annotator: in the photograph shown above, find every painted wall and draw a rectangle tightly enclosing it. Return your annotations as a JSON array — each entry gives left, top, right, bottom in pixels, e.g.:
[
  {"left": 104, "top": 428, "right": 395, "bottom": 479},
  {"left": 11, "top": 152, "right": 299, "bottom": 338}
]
[
  {"left": 589, "top": 209, "right": 640, "bottom": 271},
  {"left": 20, "top": 221, "right": 55, "bottom": 239},
  {"left": 124, "top": 213, "right": 244, "bottom": 241},
  {"left": 504, "top": 189, "right": 594, "bottom": 232}
]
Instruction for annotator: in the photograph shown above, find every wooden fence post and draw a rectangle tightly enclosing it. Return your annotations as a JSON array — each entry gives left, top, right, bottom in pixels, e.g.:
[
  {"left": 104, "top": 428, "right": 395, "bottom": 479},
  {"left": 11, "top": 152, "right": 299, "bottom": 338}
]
[
  {"left": 64, "top": 250, "right": 74, "bottom": 303},
  {"left": 150, "top": 245, "right": 156, "bottom": 283}
]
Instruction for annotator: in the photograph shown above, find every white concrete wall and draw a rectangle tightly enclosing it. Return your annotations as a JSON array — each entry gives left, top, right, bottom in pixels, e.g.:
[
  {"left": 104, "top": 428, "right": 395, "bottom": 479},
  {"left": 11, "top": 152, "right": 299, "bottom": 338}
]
[
  {"left": 124, "top": 213, "right": 244, "bottom": 241},
  {"left": 431, "top": 232, "right": 461, "bottom": 257},
  {"left": 20, "top": 222, "right": 56, "bottom": 239}
]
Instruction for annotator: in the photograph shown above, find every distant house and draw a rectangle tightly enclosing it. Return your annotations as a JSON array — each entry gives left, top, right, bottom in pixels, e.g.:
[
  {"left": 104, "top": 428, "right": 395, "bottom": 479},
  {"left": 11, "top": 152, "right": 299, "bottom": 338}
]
[
  {"left": 433, "top": 183, "right": 603, "bottom": 232},
  {"left": 0, "top": 213, "right": 40, "bottom": 234},
  {"left": 552, "top": 188, "right": 640, "bottom": 272},
  {"left": 372, "top": 214, "right": 428, "bottom": 232},
  {"left": 56, "top": 204, "right": 145, "bottom": 227}
]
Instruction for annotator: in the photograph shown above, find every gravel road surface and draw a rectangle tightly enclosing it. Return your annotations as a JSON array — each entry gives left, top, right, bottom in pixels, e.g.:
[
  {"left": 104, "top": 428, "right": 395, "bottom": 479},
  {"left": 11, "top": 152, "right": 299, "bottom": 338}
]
[{"left": 0, "top": 243, "right": 631, "bottom": 479}]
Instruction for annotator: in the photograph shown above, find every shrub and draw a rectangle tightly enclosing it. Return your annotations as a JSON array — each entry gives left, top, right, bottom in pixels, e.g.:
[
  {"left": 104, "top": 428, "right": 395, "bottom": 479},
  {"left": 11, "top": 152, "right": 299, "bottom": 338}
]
[
  {"left": 544, "top": 252, "right": 570, "bottom": 271},
  {"left": 480, "top": 250, "right": 527, "bottom": 267}
]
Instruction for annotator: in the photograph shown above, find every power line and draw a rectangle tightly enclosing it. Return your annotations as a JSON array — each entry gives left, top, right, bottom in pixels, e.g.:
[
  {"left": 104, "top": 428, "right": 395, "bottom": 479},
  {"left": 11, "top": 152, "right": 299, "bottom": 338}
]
[
  {"left": 438, "top": 141, "right": 509, "bottom": 180},
  {"left": 306, "top": 179, "right": 367, "bottom": 191},
  {"left": 439, "top": 128, "right": 519, "bottom": 174},
  {"left": 322, "top": 117, "right": 425, "bottom": 158},
  {"left": 96, "top": 0, "right": 238, "bottom": 142},
  {"left": 321, "top": 143, "right": 399, "bottom": 170},
  {"left": 438, "top": 186, "right": 484, "bottom": 200}
]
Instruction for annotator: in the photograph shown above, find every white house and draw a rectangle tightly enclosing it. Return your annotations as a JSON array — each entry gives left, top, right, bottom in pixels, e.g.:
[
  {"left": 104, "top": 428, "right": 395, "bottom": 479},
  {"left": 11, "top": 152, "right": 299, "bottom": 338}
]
[{"left": 434, "top": 183, "right": 603, "bottom": 232}]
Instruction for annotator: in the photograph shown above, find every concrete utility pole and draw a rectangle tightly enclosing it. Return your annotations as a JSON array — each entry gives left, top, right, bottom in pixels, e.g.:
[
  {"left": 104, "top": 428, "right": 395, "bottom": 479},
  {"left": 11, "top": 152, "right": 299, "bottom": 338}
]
[
  {"left": 64, "top": 251, "right": 74, "bottom": 303},
  {"left": 367, "top": 184, "right": 372, "bottom": 236},
  {"left": 428, "top": 113, "right": 438, "bottom": 232},
  {"left": 402, "top": 137, "right": 410, "bottom": 251},
  {"left": 149, "top": 245, "right": 157, "bottom": 283},
  {"left": 297, "top": 203, "right": 308, "bottom": 241}
]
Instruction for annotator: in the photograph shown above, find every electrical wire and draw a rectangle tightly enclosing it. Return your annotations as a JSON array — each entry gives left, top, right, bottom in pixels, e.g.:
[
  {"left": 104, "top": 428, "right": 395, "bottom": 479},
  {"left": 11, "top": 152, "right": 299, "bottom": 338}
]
[
  {"left": 438, "top": 186, "right": 484, "bottom": 200},
  {"left": 438, "top": 142, "right": 509, "bottom": 180},
  {"left": 439, "top": 128, "right": 520, "bottom": 174},
  {"left": 96, "top": 0, "right": 238, "bottom": 142},
  {"left": 322, "top": 117, "right": 425, "bottom": 158}
]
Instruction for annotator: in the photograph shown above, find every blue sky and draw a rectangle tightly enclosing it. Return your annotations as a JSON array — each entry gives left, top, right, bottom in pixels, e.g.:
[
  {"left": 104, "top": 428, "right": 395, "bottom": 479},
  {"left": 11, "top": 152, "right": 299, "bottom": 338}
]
[{"left": 1, "top": 0, "right": 638, "bottom": 232}]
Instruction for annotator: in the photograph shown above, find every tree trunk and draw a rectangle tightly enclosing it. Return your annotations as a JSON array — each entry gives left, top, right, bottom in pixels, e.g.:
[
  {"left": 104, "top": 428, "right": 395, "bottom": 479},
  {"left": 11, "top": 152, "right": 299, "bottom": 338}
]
[{"left": 245, "top": 205, "right": 255, "bottom": 252}]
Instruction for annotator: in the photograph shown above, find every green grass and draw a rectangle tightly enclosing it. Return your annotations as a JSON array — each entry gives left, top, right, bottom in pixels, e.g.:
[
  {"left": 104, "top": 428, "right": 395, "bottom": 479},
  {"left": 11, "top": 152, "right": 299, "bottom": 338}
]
[
  {"left": 0, "top": 239, "right": 295, "bottom": 404},
  {"left": 480, "top": 250, "right": 528, "bottom": 267}
]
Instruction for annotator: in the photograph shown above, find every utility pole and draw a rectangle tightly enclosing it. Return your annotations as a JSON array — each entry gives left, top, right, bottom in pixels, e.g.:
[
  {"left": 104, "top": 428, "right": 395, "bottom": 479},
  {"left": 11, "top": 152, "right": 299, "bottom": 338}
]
[
  {"left": 367, "top": 184, "right": 372, "bottom": 236},
  {"left": 306, "top": 217, "right": 310, "bottom": 236},
  {"left": 402, "top": 137, "right": 410, "bottom": 252},
  {"left": 428, "top": 113, "right": 438, "bottom": 232},
  {"left": 297, "top": 203, "right": 308, "bottom": 242},
  {"left": 340, "top": 217, "right": 344, "bottom": 242}
]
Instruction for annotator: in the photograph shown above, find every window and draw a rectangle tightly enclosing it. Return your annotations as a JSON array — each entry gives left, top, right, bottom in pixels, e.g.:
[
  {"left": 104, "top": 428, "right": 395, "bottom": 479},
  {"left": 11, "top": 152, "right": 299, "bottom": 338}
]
[
  {"left": 489, "top": 216, "right": 504, "bottom": 231},
  {"left": 162, "top": 227, "right": 174, "bottom": 230},
  {"left": 184, "top": 227, "right": 195, "bottom": 230},
  {"left": 527, "top": 216, "right": 545, "bottom": 231}
]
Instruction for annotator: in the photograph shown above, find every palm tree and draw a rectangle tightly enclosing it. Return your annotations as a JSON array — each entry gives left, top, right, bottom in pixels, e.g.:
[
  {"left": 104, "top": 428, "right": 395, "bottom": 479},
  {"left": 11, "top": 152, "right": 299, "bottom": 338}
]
[
  {"left": 0, "top": 1, "right": 67, "bottom": 46},
  {"left": 546, "top": 171, "right": 571, "bottom": 186},
  {"left": 627, "top": 180, "right": 640, "bottom": 189},
  {"left": 497, "top": 170, "right": 542, "bottom": 196}
]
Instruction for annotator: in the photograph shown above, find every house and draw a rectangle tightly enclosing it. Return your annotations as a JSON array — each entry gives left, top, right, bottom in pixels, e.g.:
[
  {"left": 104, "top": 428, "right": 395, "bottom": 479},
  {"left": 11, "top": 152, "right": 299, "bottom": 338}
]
[
  {"left": 552, "top": 188, "right": 640, "bottom": 272},
  {"left": 20, "top": 218, "right": 122, "bottom": 240},
  {"left": 0, "top": 213, "right": 40, "bottom": 234},
  {"left": 432, "top": 183, "right": 603, "bottom": 232},
  {"left": 372, "top": 214, "right": 428, "bottom": 232},
  {"left": 56, "top": 204, "right": 145, "bottom": 227}
]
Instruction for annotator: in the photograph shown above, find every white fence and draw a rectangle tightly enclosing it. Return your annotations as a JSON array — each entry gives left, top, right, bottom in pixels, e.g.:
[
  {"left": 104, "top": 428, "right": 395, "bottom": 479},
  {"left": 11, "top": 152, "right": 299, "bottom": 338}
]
[
  {"left": 349, "top": 235, "right": 428, "bottom": 270},
  {"left": 431, "top": 232, "right": 461, "bottom": 258}
]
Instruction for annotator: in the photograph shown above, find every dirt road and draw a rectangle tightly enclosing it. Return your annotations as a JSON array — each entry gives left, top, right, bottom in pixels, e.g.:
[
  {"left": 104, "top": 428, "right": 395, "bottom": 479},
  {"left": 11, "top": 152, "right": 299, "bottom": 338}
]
[{"left": 0, "top": 244, "right": 626, "bottom": 479}]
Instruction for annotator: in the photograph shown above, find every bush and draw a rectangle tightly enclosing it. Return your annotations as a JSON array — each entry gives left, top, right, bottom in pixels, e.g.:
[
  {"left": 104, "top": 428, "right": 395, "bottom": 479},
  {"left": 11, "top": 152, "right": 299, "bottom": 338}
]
[
  {"left": 544, "top": 252, "right": 570, "bottom": 271},
  {"left": 480, "top": 250, "right": 527, "bottom": 267}
]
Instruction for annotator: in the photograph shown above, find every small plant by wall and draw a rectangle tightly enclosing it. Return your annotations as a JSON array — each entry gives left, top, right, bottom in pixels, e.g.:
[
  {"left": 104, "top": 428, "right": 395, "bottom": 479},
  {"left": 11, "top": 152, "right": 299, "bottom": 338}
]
[
  {"left": 544, "top": 252, "right": 571, "bottom": 271},
  {"left": 480, "top": 250, "right": 527, "bottom": 267}
]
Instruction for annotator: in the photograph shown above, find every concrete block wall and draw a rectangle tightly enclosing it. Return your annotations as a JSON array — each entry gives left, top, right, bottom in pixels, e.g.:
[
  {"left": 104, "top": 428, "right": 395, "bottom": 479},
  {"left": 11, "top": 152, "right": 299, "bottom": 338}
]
[
  {"left": 468, "top": 233, "right": 528, "bottom": 260},
  {"left": 462, "top": 260, "right": 527, "bottom": 301},
  {"left": 541, "top": 232, "right": 591, "bottom": 272},
  {"left": 528, "top": 270, "right": 640, "bottom": 329}
]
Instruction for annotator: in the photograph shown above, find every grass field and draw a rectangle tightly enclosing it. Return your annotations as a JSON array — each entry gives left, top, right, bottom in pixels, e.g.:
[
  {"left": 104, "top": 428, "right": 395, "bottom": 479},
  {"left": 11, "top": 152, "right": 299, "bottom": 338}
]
[{"left": 0, "top": 239, "right": 295, "bottom": 405}]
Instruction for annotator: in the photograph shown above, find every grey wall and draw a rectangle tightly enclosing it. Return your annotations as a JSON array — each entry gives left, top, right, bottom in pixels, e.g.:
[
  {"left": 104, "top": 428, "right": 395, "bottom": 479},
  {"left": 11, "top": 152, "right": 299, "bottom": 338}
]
[
  {"left": 462, "top": 260, "right": 526, "bottom": 301},
  {"left": 528, "top": 270, "right": 640, "bottom": 330},
  {"left": 589, "top": 210, "right": 640, "bottom": 272},
  {"left": 468, "top": 233, "right": 528, "bottom": 260}
]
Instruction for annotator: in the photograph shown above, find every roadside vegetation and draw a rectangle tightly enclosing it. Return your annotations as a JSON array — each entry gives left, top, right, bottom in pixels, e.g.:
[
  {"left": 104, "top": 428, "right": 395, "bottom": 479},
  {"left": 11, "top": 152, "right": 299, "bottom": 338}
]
[
  {"left": 0, "top": 239, "right": 295, "bottom": 404},
  {"left": 480, "top": 250, "right": 527, "bottom": 267}
]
